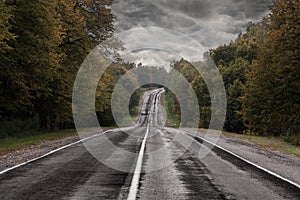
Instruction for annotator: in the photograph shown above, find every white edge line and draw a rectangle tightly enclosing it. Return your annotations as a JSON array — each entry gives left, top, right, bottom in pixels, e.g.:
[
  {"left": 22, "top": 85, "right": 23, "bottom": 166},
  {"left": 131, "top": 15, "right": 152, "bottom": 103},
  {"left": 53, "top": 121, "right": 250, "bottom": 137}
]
[
  {"left": 184, "top": 130, "right": 300, "bottom": 189},
  {"left": 0, "top": 130, "right": 111, "bottom": 175},
  {"left": 127, "top": 124, "right": 150, "bottom": 200}
]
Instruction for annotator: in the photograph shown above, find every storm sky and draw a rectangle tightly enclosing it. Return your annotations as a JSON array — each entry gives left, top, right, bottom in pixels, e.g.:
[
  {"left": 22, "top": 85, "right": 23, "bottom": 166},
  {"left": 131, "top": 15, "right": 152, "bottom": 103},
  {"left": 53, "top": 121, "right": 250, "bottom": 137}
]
[{"left": 111, "top": 0, "right": 272, "bottom": 66}]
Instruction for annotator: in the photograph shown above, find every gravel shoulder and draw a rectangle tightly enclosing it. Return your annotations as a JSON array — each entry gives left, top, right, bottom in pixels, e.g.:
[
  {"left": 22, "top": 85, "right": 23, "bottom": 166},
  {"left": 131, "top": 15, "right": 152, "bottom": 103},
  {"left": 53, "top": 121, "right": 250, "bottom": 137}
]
[
  {"left": 184, "top": 129, "right": 300, "bottom": 186},
  {"left": 0, "top": 135, "right": 80, "bottom": 172}
]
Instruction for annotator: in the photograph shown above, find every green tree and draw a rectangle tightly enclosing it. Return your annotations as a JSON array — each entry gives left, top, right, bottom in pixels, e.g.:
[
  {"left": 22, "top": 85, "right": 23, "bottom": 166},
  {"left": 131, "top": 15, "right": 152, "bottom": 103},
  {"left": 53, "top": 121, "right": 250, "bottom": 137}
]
[
  {"left": 80, "top": 0, "right": 114, "bottom": 42},
  {"left": 210, "top": 23, "right": 263, "bottom": 133},
  {"left": 242, "top": 0, "right": 300, "bottom": 139},
  {"left": 0, "top": 0, "right": 62, "bottom": 121},
  {"left": 0, "top": 0, "right": 115, "bottom": 135},
  {"left": 0, "top": 0, "right": 15, "bottom": 52}
]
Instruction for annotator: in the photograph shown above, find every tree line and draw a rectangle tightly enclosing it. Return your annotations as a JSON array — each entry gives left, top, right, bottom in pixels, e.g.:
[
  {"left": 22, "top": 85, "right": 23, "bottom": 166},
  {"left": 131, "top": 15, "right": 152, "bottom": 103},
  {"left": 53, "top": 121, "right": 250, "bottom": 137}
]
[
  {"left": 0, "top": 0, "right": 299, "bottom": 145},
  {"left": 170, "top": 0, "right": 299, "bottom": 144},
  {"left": 0, "top": 0, "right": 116, "bottom": 137}
]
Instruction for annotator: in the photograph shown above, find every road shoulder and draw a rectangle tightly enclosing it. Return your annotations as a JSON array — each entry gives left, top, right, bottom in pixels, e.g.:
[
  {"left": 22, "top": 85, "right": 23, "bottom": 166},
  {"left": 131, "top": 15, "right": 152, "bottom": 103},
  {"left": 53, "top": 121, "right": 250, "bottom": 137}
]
[
  {"left": 0, "top": 135, "right": 80, "bottom": 172},
  {"left": 183, "top": 129, "right": 300, "bottom": 186}
]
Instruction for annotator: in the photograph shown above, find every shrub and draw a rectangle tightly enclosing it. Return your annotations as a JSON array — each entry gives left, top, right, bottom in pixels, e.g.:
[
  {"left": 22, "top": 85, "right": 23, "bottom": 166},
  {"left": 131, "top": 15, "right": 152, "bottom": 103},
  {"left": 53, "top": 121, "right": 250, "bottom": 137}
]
[{"left": 0, "top": 115, "right": 40, "bottom": 138}]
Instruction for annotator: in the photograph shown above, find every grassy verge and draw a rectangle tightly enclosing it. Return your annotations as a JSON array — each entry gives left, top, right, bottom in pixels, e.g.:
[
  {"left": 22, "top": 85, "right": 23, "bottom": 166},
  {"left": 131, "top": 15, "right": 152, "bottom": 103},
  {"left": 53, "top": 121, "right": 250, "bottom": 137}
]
[
  {"left": 0, "top": 127, "right": 115, "bottom": 156},
  {"left": 222, "top": 131, "right": 300, "bottom": 157},
  {"left": 162, "top": 91, "right": 180, "bottom": 128}
]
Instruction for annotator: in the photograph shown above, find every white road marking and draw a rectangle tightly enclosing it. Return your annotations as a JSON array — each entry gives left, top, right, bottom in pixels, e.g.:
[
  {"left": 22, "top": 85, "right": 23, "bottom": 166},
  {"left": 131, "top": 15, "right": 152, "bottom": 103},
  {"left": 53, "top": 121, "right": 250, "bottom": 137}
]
[
  {"left": 185, "top": 130, "right": 300, "bottom": 189},
  {"left": 127, "top": 121, "right": 150, "bottom": 200},
  {"left": 0, "top": 130, "right": 111, "bottom": 175},
  {"left": 127, "top": 89, "right": 164, "bottom": 199}
]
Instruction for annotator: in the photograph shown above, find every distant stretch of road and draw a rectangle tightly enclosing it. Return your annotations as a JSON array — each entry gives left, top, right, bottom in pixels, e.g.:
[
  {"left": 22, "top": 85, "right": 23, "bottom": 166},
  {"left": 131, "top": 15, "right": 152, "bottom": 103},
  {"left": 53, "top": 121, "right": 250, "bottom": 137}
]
[{"left": 0, "top": 89, "right": 299, "bottom": 200}]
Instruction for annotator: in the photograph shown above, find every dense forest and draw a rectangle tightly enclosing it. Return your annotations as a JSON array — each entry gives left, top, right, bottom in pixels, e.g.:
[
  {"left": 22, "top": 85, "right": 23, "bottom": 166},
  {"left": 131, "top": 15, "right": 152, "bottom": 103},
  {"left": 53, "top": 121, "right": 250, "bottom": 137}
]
[
  {"left": 216, "top": 0, "right": 299, "bottom": 144},
  {"left": 0, "top": 0, "right": 118, "bottom": 136},
  {"left": 170, "top": 0, "right": 299, "bottom": 144},
  {"left": 0, "top": 0, "right": 299, "bottom": 144}
]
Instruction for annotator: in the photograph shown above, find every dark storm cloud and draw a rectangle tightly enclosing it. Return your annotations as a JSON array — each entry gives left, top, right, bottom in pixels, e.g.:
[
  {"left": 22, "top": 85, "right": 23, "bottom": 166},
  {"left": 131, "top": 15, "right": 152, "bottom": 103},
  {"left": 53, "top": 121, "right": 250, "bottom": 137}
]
[
  {"left": 110, "top": 0, "right": 272, "bottom": 65},
  {"left": 158, "top": 0, "right": 214, "bottom": 19}
]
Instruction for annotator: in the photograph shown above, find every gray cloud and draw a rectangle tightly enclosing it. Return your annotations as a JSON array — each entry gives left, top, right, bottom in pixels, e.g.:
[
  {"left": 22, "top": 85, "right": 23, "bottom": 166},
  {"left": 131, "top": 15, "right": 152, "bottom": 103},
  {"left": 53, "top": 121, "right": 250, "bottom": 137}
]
[{"left": 110, "top": 0, "right": 272, "bottom": 65}]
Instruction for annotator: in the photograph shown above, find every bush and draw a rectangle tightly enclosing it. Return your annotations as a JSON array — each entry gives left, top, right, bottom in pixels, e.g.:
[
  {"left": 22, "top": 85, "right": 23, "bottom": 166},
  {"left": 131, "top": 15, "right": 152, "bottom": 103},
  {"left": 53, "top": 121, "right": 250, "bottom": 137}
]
[
  {"left": 0, "top": 115, "right": 40, "bottom": 138},
  {"left": 283, "top": 134, "right": 300, "bottom": 146}
]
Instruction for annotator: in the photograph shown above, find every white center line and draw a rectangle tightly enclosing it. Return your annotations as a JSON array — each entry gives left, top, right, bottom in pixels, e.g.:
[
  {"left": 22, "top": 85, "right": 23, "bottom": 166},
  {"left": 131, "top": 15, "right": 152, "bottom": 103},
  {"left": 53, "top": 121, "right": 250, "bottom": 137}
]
[{"left": 127, "top": 123, "right": 150, "bottom": 200}]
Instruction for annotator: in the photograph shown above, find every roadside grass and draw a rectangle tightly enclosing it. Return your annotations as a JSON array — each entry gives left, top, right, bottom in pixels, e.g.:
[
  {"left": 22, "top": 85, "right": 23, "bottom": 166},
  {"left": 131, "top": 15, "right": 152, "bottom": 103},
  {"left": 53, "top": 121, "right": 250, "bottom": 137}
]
[
  {"left": 161, "top": 92, "right": 180, "bottom": 128},
  {"left": 164, "top": 115, "right": 180, "bottom": 128},
  {"left": 0, "top": 127, "right": 115, "bottom": 156},
  {"left": 222, "top": 131, "right": 300, "bottom": 157}
]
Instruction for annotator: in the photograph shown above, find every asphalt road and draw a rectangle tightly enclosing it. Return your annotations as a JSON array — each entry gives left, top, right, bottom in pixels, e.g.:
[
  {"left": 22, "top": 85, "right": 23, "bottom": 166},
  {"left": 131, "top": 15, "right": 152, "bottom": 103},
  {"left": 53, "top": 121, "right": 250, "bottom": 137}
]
[{"left": 0, "top": 89, "right": 299, "bottom": 200}]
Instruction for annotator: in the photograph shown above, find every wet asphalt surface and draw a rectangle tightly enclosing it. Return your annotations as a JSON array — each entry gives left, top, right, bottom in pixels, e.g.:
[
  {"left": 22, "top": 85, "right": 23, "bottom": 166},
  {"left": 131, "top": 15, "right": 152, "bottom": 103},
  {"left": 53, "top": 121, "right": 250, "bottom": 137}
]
[{"left": 0, "top": 89, "right": 299, "bottom": 200}]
